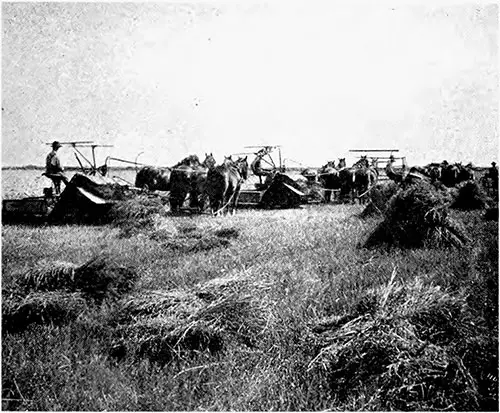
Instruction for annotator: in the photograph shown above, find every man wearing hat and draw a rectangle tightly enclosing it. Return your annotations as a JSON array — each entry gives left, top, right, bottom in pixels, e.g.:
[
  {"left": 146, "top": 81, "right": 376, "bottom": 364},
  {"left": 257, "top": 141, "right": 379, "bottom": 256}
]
[{"left": 44, "top": 141, "right": 69, "bottom": 195}]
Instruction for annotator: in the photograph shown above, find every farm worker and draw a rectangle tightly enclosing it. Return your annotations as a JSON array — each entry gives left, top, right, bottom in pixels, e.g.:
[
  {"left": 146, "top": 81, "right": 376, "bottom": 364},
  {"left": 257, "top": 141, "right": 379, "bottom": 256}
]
[
  {"left": 44, "top": 141, "right": 69, "bottom": 195},
  {"left": 251, "top": 148, "right": 274, "bottom": 184},
  {"left": 489, "top": 162, "right": 498, "bottom": 187}
]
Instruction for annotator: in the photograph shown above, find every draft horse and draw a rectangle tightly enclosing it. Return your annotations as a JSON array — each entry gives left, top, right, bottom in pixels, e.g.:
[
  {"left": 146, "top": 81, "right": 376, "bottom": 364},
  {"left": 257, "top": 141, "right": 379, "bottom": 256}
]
[{"left": 205, "top": 156, "right": 249, "bottom": 216}]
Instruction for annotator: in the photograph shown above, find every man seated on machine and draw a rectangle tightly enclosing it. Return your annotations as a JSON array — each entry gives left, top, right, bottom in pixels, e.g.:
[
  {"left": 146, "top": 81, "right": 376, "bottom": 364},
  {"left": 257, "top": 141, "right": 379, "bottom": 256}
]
[{"left": 44, "top": 141, "right": 69, "bottom": 195}]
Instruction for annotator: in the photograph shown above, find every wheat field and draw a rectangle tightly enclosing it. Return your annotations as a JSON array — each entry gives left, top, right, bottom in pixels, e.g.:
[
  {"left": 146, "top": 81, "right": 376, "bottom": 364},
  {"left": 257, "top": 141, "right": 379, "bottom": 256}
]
[{"left": 2, "top": 199, "right": 498, "bottom": 411}]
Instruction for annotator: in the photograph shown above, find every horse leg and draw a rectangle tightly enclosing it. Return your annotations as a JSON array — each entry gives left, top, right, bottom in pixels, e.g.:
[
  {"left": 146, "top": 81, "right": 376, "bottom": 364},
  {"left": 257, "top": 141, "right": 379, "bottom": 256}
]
[
  {"left": 231, "top": 189, "right": 240, "bottom": 216},
  {"left": 325, "top": 189, "right": 331, "bottom": 203}
]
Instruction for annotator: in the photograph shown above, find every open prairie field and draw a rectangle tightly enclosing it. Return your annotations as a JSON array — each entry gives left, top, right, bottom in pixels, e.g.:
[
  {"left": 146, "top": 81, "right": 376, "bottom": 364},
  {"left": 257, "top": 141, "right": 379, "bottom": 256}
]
[{"left": 2, "top": 199, "right": 498, "bottom": 411}]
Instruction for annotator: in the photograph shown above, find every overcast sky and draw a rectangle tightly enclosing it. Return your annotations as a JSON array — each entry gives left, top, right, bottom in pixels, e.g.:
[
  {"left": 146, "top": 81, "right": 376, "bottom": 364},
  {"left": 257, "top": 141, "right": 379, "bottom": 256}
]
[{"left": 2, "top": 1, "right": 498, "bottom": 168}]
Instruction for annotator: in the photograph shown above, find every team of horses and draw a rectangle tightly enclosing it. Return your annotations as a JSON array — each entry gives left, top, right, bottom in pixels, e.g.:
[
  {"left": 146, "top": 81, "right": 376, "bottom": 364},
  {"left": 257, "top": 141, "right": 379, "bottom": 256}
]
[
  {"left": 135, "top": 153, "right": 490, "bottom": 214},
  {"left": 135, "top": 154, "right": 249, "bottom": 215},
  {"left": 384, "top": 157, "right": 476, "bottom": 187},
  {"left": 305, "top": 155, "right": 483, "bottom": 203},
  {"left": 312, "top": 156, "right": 378, "bottom": 203}
]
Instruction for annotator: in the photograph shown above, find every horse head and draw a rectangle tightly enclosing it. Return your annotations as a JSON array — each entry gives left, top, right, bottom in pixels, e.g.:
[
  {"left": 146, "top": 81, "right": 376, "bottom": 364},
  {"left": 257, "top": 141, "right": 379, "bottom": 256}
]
[
  {"left": 320, "top": 161, "right": 332, "bottom": 173},
  {"left": 338, "top": 158, "right": 346, "bottom": 169},
  {"left": 203, "top": 153, "right": 216, "bottom": 169},
  {"left": 235, "top": 156, "right": 249, "bottom": 180},
  {"left": 354, "top": 156, "right": 369, "bottom": 169}
]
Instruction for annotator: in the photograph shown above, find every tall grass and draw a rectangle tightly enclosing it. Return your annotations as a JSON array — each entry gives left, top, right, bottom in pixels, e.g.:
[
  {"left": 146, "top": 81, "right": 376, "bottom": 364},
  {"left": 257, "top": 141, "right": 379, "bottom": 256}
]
[{"left": 2, "top": 204, "right": 497, "bottom": 411}]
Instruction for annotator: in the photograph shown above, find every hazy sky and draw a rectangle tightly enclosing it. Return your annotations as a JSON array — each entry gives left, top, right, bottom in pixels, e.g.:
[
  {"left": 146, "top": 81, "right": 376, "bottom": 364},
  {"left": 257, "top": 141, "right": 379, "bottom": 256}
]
[{"left": 2, "top": 1, "right": 498, "bottom": 167}]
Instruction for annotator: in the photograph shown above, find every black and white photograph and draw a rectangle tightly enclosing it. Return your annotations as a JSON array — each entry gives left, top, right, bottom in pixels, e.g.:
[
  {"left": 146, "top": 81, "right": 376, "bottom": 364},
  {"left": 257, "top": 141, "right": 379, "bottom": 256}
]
[{"left": 2, "top": 1, "right": 498, "bottom": 410}]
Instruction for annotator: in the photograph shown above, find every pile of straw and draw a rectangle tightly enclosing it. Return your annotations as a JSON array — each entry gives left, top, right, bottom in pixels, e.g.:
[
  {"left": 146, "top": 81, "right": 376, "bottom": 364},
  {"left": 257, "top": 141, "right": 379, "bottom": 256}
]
[
  {"left": 18, "top": 255, "right": 139, "bottom": 302},
  {"left": 452, "top": 180, "right": 490, "bottom": 210},
  {"left": 73, "top": 256, "right": 139, "bottom": 302},
  {"left": 109, "top": 275, "right": 273, "bottom": 364},
  {"left": 2, "top": 290, "right": 87, "bottom": 333},
  {"left": 4, "top": 255, "right": 139, "bottom": 333},
  {"left": 359, "top": 182, "right": 399, "bottom": 218},
  {"left": 17, "top": 261, "right": 79, "bottom": 292},
  {"left": 107, "top": 194, "right": 169, "bottom": 237},
  {"left": 363, "top": 181, "right": 470, "bottom": 248},
  {"left": 309, "top": 275, "right": 493, "bottom": 411}
]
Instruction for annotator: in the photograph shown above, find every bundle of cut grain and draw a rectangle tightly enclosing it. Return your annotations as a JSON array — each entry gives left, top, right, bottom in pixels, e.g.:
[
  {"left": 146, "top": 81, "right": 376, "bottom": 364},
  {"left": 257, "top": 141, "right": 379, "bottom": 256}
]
[
  {"left": 309, "top": 276, "right": 493, "bottom": 411},
  {"left": 18, "top": 261, "right": 78, "bottom": 292},
  {"left": 2, "top": 291, "right": 87, "bottom": 333},
  {"left": 74, "top": 255, "right": 139, "bottom": 302},
  {"left": 114, "top": 290, "right": 202, "bottom": 323},
  {"left": 359, "top": 182, "right": 399, "bottom": 218},
  {"left": 452, "top": 180, "right": 491, "bottom": 210},
  {"left": 18, "top": 255, "right": 139, "bottom": 302},
  {"left": 112, "top": 316, "right": 223, "bottom": 364},
  {"left": 110, "top": 275, "right": 273, "bottom": 364},
  {"left": 107, "top": 194, "right": 169, "bottom": 236},
  {"left": 363, "top": 181, "right": 470, "bottom": 248}
]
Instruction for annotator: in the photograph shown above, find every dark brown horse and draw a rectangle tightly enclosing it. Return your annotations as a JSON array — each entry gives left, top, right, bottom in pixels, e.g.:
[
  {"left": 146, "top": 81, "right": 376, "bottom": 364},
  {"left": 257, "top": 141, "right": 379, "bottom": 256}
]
[
  {"left": 456, "top": 162, "right": 475, "bottom": 183},
  {"left": 135, "top": 166, "right": 171, "bottom": 191},
  {"left": 353, "top": 163, "right": 377, "bottom": 204},
  {"left": 424, "top": 163, "right": 442, "bottom": 182},
  {"left": 439, "top": 161, "right": 473, "bottom": 187},
  {"left": 205, "top": 156, "right": 249, "bottom": 216},
  {"left": 169, "top": 154, "right": 216, "bottom": 213},
  {"left": 318, "top": 161, "right": 341, "bottom": 202},
  {"left": 337, "top": 156, "right": 377, "bottom": 203},
  {"left": 134, "top": 154, "right": 214, "bottom": 192}
]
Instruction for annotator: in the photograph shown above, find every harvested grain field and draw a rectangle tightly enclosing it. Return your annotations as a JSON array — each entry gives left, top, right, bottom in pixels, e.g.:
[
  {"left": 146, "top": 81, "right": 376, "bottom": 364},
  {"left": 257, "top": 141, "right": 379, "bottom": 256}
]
[{"left": 2, "top": 203, "right": 498, "bottom": 411}]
